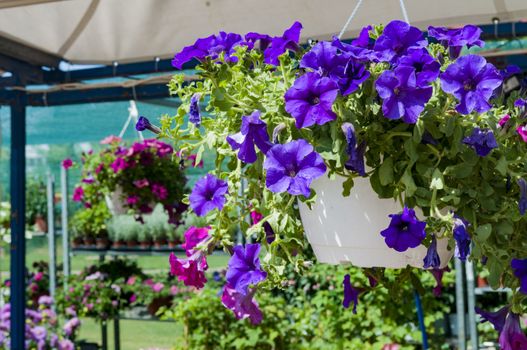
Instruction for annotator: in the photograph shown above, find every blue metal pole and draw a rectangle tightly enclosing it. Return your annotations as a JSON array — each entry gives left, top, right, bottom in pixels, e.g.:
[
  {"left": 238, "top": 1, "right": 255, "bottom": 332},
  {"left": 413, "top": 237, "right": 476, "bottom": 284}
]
[
  {"left": 10, "top": 90, "right": 26, "bottom": 350},
  {"left": 414, "top": 290, "right": 429, "bottom": 350}
]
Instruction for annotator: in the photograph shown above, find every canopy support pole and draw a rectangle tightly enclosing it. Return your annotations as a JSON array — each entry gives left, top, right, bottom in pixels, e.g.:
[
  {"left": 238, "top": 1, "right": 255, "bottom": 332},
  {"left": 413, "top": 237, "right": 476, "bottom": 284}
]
[{"left": 9, "top": 89, "right": 26, "bottom": 350}]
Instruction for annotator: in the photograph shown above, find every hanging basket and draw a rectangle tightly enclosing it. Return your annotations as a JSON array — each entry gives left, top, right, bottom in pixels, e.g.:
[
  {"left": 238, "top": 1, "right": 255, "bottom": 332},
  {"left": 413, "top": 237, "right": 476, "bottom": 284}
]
[{"left": 298, "top": 175, "right": 453, "bottom": 269}]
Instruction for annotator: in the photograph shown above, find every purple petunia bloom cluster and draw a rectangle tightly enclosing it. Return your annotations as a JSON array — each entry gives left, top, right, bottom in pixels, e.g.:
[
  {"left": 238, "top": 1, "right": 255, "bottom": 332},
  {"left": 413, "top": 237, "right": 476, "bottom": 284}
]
[
  {"left": 462, "top": 127, "right": 498, "bottom": 157},
  {"left": 428, "top": 25, "right": 484, "bottom": 59},
  {"left": 380, "top": 206, "right": 427, "bottom": 252}
]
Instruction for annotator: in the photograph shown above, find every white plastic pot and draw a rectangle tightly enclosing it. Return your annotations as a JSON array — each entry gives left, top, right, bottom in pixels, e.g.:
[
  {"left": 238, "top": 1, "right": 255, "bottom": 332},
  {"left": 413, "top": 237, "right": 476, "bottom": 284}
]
[
  {"left": 298, "top": 175, "right": 452, "bottom": 268},
  {"left": 105, "top": 186, "right": 127, "bottom": 216}
]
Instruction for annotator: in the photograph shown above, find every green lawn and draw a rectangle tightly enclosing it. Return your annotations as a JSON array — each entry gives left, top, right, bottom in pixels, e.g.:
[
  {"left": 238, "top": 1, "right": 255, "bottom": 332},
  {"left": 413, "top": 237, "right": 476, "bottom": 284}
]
[{"left": 78, "top": 317, "right": 182, "bottom": 350}]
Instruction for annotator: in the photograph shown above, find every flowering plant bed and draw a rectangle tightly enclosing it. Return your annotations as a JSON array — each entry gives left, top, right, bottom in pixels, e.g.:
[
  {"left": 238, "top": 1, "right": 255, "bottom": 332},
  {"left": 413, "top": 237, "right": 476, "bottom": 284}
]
[
  {"left": 70, "top": 136, "right": 187, "bottom": 224},
  {"left": 147, "top": 19, "right": 527, "bottom": 343}
]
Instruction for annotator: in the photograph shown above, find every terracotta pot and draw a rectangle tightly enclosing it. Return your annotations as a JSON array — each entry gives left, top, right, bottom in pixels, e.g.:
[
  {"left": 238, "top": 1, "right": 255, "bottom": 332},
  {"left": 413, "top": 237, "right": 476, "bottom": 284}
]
[
  {"left": 34, "top": 215, "right": 47, "bottom": 233},
  {"left": 168, "top": 241, "right": 180, "bottom": 249},
  {"left": 72, "top": 237, "right": 83, "bottom": 248},
  {"left": 126, "top": 240, "right": 139, "bottom": 248},
  {"left": 83, "top": 237, "right": 96, "bottom": 246},
  {"left": 154, "top": 239, "right": 168, "bottom": 249},
  {"left": 140, "top": 240, "right": 152, "bottom": 249},
  {"left": 147, "top": 296, "right": 172, "bottom": 316},
  {"left": 477, "top": 276, "right": 489, "bottom": 288},
  {"left": 112, "top": 240, "right": 127, "bottom": 249},
  {"left": 96, "top": 237, "right": 110, "bottom": 250}
]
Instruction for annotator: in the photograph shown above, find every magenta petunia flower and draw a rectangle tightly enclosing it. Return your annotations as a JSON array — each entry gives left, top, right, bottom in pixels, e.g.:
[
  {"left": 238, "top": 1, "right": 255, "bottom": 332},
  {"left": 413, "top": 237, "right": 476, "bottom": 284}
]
[
  {"left": 62, "top": 158, "right": 73, "bottom": 170},
  {"left": 428, "top": 25, "right": 484, "bottom": 59},
  {"left": 499, "top": 114, "right": 511, "bottom": 128},
  {"left": 227, "top": 110, "right": 273, "bottom": 163},
  {"left": 380, "top": 206, "right": 426, "bottom": 252},
  {"left": 263, "top": 139, "right": 326, "bottom": 197},
  {"left": 169, "top": 252, "right": 208, "bottom": 289},
  {"left": 499, "top": 312, "right": 527, "bottom": 350},
  {"left": 375, "top": 66, "right": 433, "bottom": 124},
  {"left": 440, "top": 55, "right": 502, "bottom": 115},
  {"left": 126, "top": 195, "right": 138, "bottom": 205},
  {"left": 423, "top": 235, "right": 440, "bottom": 269},
  {"left": 189, "top": 174, "right": 229, "bottom": 216},
  {"left": 463, "top": 128, "right": 498, "bottom": 157},
  {"left": 221, "top": 283, "right": 262, "bottom": 324},
  {"left": 152, "top": 183, "right": 168, "bottom": 200},
  {"left": 284, "top": 72, "right": 339, "bottom": 129},
  {"left": 373, "top": 20, "right": 427, "bottom": 62},
  {"left": 342, "top": 274, "right": 361, "bottom": 314},
  {"left": 516, "top": 125, "right": 527, "bottom": 143},
  {"left": 181, "top": 226, "right": 210, "bottom": 256},
  {"left": 226, "top": 244, "right": 267, "bottom": 295},
  {"left": 72, "top": 186, "right": 84, "bottom": 202},
  {"left": 430, "top": 267, "right": 450, "bottom": 297},
  {"left": 110, "top": 157, "right": 128, "bottom": 173},
  {"left": 133, "top": 179, "right": 149, "bottom": 188},
  {"left": 511, "top": 258, "right": 527, "bottom": 294}
]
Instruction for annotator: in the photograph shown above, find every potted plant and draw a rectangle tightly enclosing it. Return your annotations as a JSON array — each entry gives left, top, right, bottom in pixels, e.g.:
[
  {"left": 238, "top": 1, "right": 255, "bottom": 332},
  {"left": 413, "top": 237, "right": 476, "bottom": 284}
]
[
  {"left": 25, "top": 179, "right": 48, "bottom": 233},
  {"left": 137, "top": 224, "right": 153, "bottom": 250},
  {"left": 108, "top": 216, "right": 130, "bottom": 249},
  {"left": 70, "top": 202, "right": 111, "bottom": 248},
  {"left": 158, "top": 19, "right": 527, "bottom": 332},
  {"left": 72, "top": 136, "right": 188, "bottom": 224},
  {"left": 95, "top": 232, "right": 110, "bottom": 250}
]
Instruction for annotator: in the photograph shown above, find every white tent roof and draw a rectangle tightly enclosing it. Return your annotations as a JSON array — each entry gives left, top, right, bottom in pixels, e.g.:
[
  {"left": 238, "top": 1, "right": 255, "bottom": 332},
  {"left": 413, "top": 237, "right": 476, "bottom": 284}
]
[{"left": 0, "top": 0, "right": 526, "bottom": 65}]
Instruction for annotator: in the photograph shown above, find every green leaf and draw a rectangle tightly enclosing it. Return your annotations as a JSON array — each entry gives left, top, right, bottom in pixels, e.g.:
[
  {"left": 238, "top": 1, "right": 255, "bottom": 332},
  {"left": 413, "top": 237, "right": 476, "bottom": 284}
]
[
  {"left": 495, "top": 156, "right": 508, "bottom": 176},
  {"left": 342, "top": 176, "right": 354, "bottom": 197},
  {"left": 429, "top": 168, "right": 444, "bottom": 190},
  {"left": 475, "top": 224, "right": 492, "bottom": 242},
  {"left": 401, "top": 168, "right": 417, "bottom": 197},
  {"left": 379, "top": 157, "right": 394, "bottom": 186}
]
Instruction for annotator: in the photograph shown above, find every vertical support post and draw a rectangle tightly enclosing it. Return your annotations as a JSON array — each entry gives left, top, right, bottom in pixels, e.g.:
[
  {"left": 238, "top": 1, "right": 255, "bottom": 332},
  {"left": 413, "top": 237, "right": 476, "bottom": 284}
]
[
  {"left": 9, "top": 90, "right": 26, "bottom": 350},
  {"left": 101, "top": 320, "right": 108, "bottom": 350},
  {"left": 455, "top": 259, "right": 466, "bottom": 350},
  {"left": 47, "top": 171, "right": 56, "bottom": 302},
  {"left": 61, "top": 166, "right": 70, "bottom": 286},
  {"left": 114, "top": 317, "right": 121, "bottom": 350},
  {"left": 413, "top": 290, "right": 429, "bottom": 350},
  {"left": 466, "top": 260, "right": 478, "bottom": 349}
]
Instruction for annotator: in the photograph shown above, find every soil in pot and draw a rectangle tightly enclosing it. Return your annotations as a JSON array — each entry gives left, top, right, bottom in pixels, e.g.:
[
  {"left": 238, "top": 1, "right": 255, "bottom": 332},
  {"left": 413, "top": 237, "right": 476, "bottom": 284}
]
[
  {"left": 112, "top": 240, "right": 126, "bottom": 249},
  {"left": 147, "top": 296, "right": 173, "bottom": 316},
  {"left": 154, "top": 239, "right": 168, "bottom": 249}
]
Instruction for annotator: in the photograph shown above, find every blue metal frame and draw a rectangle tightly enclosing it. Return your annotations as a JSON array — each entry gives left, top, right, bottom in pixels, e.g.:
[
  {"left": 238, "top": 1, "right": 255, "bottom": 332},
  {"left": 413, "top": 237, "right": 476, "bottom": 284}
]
[{"left": 9, "top": 89, "right": 26, "bottom": 350}]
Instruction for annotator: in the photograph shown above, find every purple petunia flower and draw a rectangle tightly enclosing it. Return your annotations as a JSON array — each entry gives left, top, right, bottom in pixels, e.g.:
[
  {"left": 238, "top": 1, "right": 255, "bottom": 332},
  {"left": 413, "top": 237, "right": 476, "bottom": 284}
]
[
  {"left": 511, "top": 258, "right": 527, "bottom": 294},
  {"left": 352, "top": 25, "right": 373, "bottom": 48},
  {"left": 375, "top": 66, "right": 433, "bottom": 124},
  {"left": 501, "top": 65, "right": 521, "bottom": 79},
  {"left": 423, "top": 235, "right": 440, "bottom": 269},
  {"left": 518, "top": 179, "right": 527, "bottom": 216},
  {"left": 342, "top": 274, "right": 360, "bottom": 314},
  {"left": 380, "top": 206, "right": 427, "bottom": 252},
  {"left": 63, "top": 317, "right": 81, "bottom": 337},
  {"left": 226, "top": 244, "right": 267, "bottom": 295},
  {"left": 135, "top": 116, "right": 161, "bottom": 134},
  {"left": 171, "top": 32, "right": 246, "bottom": 69},
  {"left": 189, "top": 94, "right": 201, "bottom": 127},
  {"left": 462, "top": 128, "right": 498, "bottom": 157},
  {"left": 341, "top": 123, "right": 366, "bottom": 176},
  {"left": 169, "top": 252, "right": 208, "bottom": 289},
  {"left": 476, "top": 305, "right": 510, "bottom": 332},
  {"left": 397, "top": 48, "right": 440, "bottom": 87},
  {"left": 428, "top": 25, "right": 484, "bottom": 59},
  {"left": 263, "top": 139, "right": 326, "bottom": 197},
  {"left": 300, "top": 41, "right": 370, "bottom": 96},
  {"left": 261, "top": 22, "right": 302, "bottom": 66},
  {"left": 515, "top": 98, "right": 527, "bottom": 108},
  {"left": 440, "top": 55, "right": 502, "bottom": 115},
  {"left": 110, "top": 157, "right": 128, "bottom": 173},
  {"left": 499, "top": 311, "right": 527, "bottom": 350},
  {"left": 453, "top": 215, "right": 471, "bottom": 261},
  {"left": 189, "top": 174, "right": 228, "bottom": 216},
  {"left": 221, "top": 283, "right": 262, "bottom": 324},
  {"left": 37, "top": 295, "right": 53, "bottom": 306},
  {"left": 245, "top": 32, "right": 272, "bottom": 51},
  {"left": 373, "top": 20, "right": 427, "bottom": 62},
  {"left": 431, "top": 267, "right": 450, "bottom": 297},
  {"left": 284, "top": 72, "right": 339, "bottom": 128},
  {"left": 227, "top": 110, "right": 273, "bottom": 163},
  {"left": 58, "top": 339, "right": 75, "bottom": 350}
]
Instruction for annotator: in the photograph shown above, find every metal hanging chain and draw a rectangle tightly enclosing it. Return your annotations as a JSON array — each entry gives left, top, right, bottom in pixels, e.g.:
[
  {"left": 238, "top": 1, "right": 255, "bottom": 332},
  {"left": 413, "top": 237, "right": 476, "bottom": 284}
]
[
  {"left": 399, "top": 0, "right": 410, "bottom": 23},
  {"left": 338, "top": 0, "right": 365, "bottom": 39}
]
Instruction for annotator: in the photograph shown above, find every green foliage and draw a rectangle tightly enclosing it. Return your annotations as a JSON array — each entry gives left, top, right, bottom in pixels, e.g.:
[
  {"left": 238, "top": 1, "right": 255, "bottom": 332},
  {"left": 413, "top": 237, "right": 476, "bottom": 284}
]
[
  {"left": 164, "top": 264, "right": 453, "bottom": 350},
  {"left": 25, "top": 179, "right": 48, "bottom": 224},
  {"left": 70, "top": 201, "right": 111, "bottom": 239}
]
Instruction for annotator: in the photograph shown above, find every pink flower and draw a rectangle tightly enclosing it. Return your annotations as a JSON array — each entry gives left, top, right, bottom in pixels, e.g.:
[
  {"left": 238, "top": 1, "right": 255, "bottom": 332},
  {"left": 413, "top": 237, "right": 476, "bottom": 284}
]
[
  {"left": 100, "top": 135, "right": 122, "bottom": 144},
  {"left": 169, "top": 252, "right": 208, "bottom": 289},
  {"left": 127, "top": 196, "right": 139, "bottom": 205},
  {"left": 144, "top": 279, "right": 154, "bottom": 286},
  {"left": 34, "top": 272, "right": 44, "bottom": 281},
  {"left": 250, "top": 211, "right": 263, "bottom": 225},
  {"left": 72, "top": 186, "right": 84, "bottom": 202},
  {"left": 126, "top": 276, "right": 136, "bottom": 285},
  {"left": 517, "top": 125, "right": 527, "bottom": 142},
  {"left": 62, "top": 159, "right": 73, "bottom": 169},
  {"left": 134, "top": 179, "right": 150, "bottom": 188},
  {"left": 95, "top": 163, "right": 104, "bottom": 174},
  {"left": 110, "top": 158, "right": 128, "bottom": 173},
  {"left": 152, "top": 184, "right": 168, "bottom": 200},
  {"left": 181, "top": 226, "right": 210, "bottom": 256},
  {"left": 498, "top": 114, "right": 510, "bottom": 128},
  {"left": 170, "top": 285, "right": 179, "bottom": 296},
  {"left": 152, "top": 282, "right": 164, "bottom": 293},
  {"left": 129, "top": 294, "right": 137, "bottom": 303}
]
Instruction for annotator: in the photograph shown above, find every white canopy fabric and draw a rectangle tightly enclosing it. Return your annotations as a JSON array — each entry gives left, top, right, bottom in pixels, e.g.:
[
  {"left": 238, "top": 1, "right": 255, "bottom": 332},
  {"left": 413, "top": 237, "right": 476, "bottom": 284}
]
[{"left": 0, "top": 0, "right": 525, "bottom": 65}]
